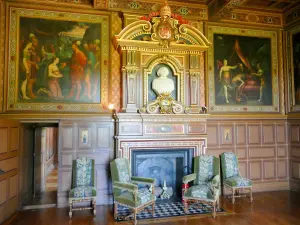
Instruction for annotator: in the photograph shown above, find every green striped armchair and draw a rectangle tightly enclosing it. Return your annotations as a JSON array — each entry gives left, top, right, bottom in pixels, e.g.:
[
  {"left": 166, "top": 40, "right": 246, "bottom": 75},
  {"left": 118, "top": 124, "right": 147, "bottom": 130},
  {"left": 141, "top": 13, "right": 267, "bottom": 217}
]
[
  {"left": 110, "top": 158, "right": 156, "bottom": 225},
  {"left": 182, "top": 155, "right": 220, "bottom": 218},
  {"left": 220, "top": 152, "right": 253, "bottom": 203},
  {"left": 69, "top": 157, "right": 97, "bottom": 218}
]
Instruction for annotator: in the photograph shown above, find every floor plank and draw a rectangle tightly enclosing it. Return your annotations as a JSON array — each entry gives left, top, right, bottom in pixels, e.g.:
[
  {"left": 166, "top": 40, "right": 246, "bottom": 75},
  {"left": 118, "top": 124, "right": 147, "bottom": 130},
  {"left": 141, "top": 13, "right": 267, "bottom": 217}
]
[{"left": 5, "top": 191, "right": 300, "bottom": 225}]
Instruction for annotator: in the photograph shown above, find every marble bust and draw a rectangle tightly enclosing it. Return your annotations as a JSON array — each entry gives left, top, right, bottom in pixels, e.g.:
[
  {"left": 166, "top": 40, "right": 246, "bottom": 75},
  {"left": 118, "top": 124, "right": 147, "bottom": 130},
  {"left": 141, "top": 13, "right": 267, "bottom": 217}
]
[{"left": 152, "top": 66, "right": 175, "bottom": 95}]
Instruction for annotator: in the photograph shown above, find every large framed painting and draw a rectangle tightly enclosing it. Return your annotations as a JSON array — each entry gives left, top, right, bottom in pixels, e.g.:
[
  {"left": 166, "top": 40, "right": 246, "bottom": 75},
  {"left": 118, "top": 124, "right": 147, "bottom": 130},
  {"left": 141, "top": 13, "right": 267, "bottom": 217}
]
[
  {"left": 207, "top": 26, "right": 279, "bottom": 113},
  {"left": 287, "top": 25, "right": 300, "bottom": 112},
  {"left": 5, "top": 5, "right": 109, "bottom": 112}
]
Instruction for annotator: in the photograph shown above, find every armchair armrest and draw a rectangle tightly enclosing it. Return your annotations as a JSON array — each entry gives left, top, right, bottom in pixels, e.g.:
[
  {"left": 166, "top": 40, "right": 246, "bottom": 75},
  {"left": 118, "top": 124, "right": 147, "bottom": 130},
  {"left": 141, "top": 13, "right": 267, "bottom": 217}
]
[
  {"left": 182, "top": 173, "right": 196, "bottom": 184},
  {"left": 131, "top": 176, "right": 155, "bottom": 185},
  {"left": 210, "top": 175, "right": 220, "bottom": 199},
  {"left": 211, "top": 175, "right": 220, "bottom": 187},
  {"left": 113, "top": 182, "right": 138, "bottom": 193}
]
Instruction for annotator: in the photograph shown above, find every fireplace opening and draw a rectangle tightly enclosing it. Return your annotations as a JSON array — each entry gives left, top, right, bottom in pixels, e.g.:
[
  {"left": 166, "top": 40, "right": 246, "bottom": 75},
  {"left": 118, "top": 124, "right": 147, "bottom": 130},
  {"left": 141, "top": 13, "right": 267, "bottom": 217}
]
[{"left": 131, "top": 148, "right": 194, "bottom": 202}]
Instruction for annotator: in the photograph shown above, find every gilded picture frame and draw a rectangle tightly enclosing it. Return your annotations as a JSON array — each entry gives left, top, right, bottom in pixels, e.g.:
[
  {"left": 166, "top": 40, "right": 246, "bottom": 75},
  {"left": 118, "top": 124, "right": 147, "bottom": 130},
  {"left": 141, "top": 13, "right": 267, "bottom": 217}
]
[
  {"left": 5, "top": 5, "right": 109, "bottom": 112},
  {"left": 287, "top": 24, "right": 300, "bottom": 112},
  {"left": 207, "top": 25, "right": 279, "bottom": 113}
]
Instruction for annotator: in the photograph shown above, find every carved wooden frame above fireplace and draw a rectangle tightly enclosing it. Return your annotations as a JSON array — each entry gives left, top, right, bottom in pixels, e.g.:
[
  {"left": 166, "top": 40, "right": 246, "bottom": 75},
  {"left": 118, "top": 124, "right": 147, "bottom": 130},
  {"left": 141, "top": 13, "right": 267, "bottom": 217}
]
[{"left": 114, "top": 113, "right": 208, "bottom": 164}]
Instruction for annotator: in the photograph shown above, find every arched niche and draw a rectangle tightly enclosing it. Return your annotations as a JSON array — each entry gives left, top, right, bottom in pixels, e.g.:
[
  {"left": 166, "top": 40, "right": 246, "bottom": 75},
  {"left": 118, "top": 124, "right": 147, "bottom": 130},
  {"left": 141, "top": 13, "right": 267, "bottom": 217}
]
[{"left": 114, "top": 3, "right": 211, "bottom": 113}]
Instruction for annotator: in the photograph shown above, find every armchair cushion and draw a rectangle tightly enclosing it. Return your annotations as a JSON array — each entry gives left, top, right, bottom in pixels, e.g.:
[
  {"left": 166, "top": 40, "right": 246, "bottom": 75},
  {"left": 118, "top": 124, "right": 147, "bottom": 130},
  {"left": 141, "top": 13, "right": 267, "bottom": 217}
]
[
  {"left": 224, "top": 176, "right": 252, "bottom": 187},
  {"left": 69, "top": 186, "right": 97, "bottom": 198},
  {"left": 184, "top": 185, "right": 214, "bottom": 201},
  {"left": 115, "top": 189, "right": 156, "bottom": 208}
]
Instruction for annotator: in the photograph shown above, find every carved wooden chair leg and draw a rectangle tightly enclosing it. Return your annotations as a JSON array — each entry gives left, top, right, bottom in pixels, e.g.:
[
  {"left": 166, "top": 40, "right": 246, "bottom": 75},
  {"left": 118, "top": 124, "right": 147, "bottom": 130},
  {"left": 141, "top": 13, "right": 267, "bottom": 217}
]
[
  {"left": 152, "top": 202, "right": 155, "bottom": 216},
  {"left": 93, "top": 200, "right": 96, "bottom": 216},
  {"left": 133, "top": 210, "right": 137, "bottom": 225},
  {"left": 232, "top": 188, "right": 235, "bottom": 204},
  {"left": 250, "top": 188, "right": 253, "bottom": 202},
  {"left": 114, "top": 203, "right": 118, "bottom": 219},
  {"left": 184, "top": 201, "right": 189, "bottom": 213},
  {"left": 212, "top": 202, "right": 216, "bottom": 218},
  {"left": 69, "top": 202, "right": 73, "bottom": 218}
]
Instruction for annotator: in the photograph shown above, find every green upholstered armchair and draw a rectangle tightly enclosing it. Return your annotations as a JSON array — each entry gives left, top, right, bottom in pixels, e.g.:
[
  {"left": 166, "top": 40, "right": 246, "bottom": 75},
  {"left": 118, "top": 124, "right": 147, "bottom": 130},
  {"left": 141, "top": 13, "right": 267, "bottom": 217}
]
[
  {"left": 69, "top": 157, "right": 97, "bottom": 218},
  {"left": 220, "top": 152, "right": 253, "bottom": 203},
  {"left": 110, "top": 158, "right": 156, "bottom": 225},
  {"left": 182, "top": 155, "right": 220, "bottom": 218}
]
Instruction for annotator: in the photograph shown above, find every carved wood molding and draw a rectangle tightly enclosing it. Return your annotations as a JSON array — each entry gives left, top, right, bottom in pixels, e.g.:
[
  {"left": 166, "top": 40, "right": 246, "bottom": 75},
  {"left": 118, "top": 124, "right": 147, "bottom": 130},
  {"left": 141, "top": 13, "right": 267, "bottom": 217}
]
[
  {"left": 93, "top": 0, "right": 108, "bottom": 9},
  {"left": 209, "top": 0, "right": 249, "bottom": 20}
]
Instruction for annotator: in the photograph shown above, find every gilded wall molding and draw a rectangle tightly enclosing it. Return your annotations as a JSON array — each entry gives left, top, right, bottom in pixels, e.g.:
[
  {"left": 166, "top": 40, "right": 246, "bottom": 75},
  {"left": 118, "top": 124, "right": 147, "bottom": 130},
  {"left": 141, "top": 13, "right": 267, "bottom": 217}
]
[
  {"left": 217, "top": 8, "right": 283, "bottom": 28},
  {"left": 208, "top": 0, "right": 248, "bottom": 20},
  {"left": 0, "top": 1, "right": 4, "bottom": 113},
  {"left": 108, "top": 0, "right": 207, "bottom": 20},
  {"left": 286, "top": 24, "right": 300, "bottom": 113},
  {"left": 110, "top": 12, "right": 122, "bottom": 111},
  {"left": 93, "top": 0, "right": 108, "bottom": 9}
]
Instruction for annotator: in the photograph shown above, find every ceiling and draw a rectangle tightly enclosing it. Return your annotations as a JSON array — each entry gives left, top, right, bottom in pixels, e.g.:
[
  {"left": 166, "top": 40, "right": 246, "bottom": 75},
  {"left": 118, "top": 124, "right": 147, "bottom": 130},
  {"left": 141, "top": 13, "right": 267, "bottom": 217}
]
[{"left": 171, "top": 0, "right": 300, "bottom": 12}]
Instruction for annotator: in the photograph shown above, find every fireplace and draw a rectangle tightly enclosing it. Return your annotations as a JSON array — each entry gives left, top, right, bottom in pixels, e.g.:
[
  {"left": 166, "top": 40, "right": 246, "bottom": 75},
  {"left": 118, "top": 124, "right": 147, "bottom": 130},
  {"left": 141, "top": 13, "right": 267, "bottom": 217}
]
[
  {"left": 114, "top": 113, "right": 208, "bottom": 202},
  {"left": 131, "top": 148, "right": 194, "bottom": 202}
]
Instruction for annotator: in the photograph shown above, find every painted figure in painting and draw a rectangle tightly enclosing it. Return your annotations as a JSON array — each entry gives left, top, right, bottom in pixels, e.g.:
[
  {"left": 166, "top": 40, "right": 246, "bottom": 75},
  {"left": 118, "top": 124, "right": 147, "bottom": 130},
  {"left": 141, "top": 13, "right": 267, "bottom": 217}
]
[
  {"left": 21, "top": 42, "right": 33, "bottom": 100},
  {"left": 219, "top": 59, "right": 238, "bottom": 103},
  {"left": 252, "top": 63, "right": 264, "bottom": 102},
  {"left": 152, "top": 66, "right": 175, "bottom": 96},
  {"left": 214, "top": 34, "right": 272, "bottom": 106},
  {"left": 66, "top": 40, "right": 87, "bottom": 100},
  {"left": 18, "top": 17, "right": 101, "bottom": 103},
  {"left": 47, "top": 57, "right": 64, "bottom": 98}
]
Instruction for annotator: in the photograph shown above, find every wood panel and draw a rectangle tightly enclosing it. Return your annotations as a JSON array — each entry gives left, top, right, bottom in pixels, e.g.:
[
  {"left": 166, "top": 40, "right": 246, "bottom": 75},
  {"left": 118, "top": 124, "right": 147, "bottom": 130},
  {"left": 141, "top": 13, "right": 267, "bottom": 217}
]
[
  {"left": 58, "top": 118, "right": 114, "bottom": 207},
  {"left": 207, "top": 120, "right": 289, "bottom": 192},
  {"left": 0, "top": 120, "right": 19, "bottom": 224},
  {"left": 0, "top": 128, "right": 8, "bottom": 154}
]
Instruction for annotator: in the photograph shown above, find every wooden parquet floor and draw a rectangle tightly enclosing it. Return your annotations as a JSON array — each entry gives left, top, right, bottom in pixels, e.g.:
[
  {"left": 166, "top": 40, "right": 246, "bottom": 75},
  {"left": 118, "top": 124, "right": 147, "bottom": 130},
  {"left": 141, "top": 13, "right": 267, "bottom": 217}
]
[{"left": 5, "top": 191, "right": 300, "bottom": 225}]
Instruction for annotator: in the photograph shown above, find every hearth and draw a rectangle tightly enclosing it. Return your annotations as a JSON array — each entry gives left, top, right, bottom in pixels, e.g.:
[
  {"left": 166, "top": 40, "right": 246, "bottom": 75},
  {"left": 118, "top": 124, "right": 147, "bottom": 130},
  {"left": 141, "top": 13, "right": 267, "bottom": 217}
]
[{"left": 131, "top": 148, "right": 194, "bottom": 202}]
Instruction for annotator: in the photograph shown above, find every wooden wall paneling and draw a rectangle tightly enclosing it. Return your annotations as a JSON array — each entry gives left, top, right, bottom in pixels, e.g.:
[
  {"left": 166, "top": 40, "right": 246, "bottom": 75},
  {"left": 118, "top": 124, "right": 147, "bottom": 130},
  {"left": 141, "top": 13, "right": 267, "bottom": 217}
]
[
  {"left": 249, "top": 147, "right": 276, "bottom": 159},
  {"left": 58, "top": 119, "right": 114, "bottom": 207},
  {"left": 291, "top": 125, "right": 300, "bottom": 143},
  {"left": 292, "top": 161, "right": 300, "bottom": 179},
  {"left": 276, "top": 124, "right": 286, "bottom": 144},
  {"left": 236, "top": 124, "right": 246, "bottom": 145},
  {"left": 263, "top": 160, "right": 277, "bottom": 180},
  {"left": 207, "top": 124, "right": 219, "bottom": 147},
  {"left": 0, "top": 127, "right": 8, "bottom": 154},
  {"left": 278, "top": 160, "right": 288, "bottom": 179},
  {"left": 248, "top": 124, "right": 261, "bottom": 145},
  {"left": 238, "top": 161, "right": 248, "bottom": 177},
  {"left": 262, "top": 124, "right": 275, "bottom": 144},
  {"left": 0, "top": 120, "right": 19, "bottom": 224},
  {"left": 249, "top": 161, "right": 263, "bottom": 181},
  {"left": 236, "top": 148, "right": 247, "bottom": 160}
]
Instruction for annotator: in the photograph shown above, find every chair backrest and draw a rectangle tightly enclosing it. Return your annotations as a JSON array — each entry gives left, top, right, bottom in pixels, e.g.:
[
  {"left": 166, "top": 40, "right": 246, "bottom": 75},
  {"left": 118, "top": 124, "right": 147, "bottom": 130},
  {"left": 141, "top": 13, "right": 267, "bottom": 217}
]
[
  {"left": 220, "top": 152, "right": 239, "bottom": 179},
  {"left": 72, "top": 157, "right": 95, "bottom": 188},
  {"left": 110, "top": 158, "right": 131, "bottom": 184},
  {"left": 194, "top": 155, "right": 219, "bottom": 185}
]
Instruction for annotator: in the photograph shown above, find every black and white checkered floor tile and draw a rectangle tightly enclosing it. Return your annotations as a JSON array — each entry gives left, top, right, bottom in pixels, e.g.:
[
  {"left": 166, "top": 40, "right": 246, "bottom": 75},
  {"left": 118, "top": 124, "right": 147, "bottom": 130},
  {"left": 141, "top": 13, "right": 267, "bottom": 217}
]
[{"left": 116, "top": 202, "right": 225, "bottom": 221}]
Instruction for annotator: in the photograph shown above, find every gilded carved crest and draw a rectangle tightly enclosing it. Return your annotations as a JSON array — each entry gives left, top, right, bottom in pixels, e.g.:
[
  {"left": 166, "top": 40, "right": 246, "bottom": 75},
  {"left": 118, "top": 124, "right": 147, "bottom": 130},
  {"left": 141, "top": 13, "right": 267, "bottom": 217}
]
[{"left": 150, "top": 2, "right": 180, "bottom": 48}]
